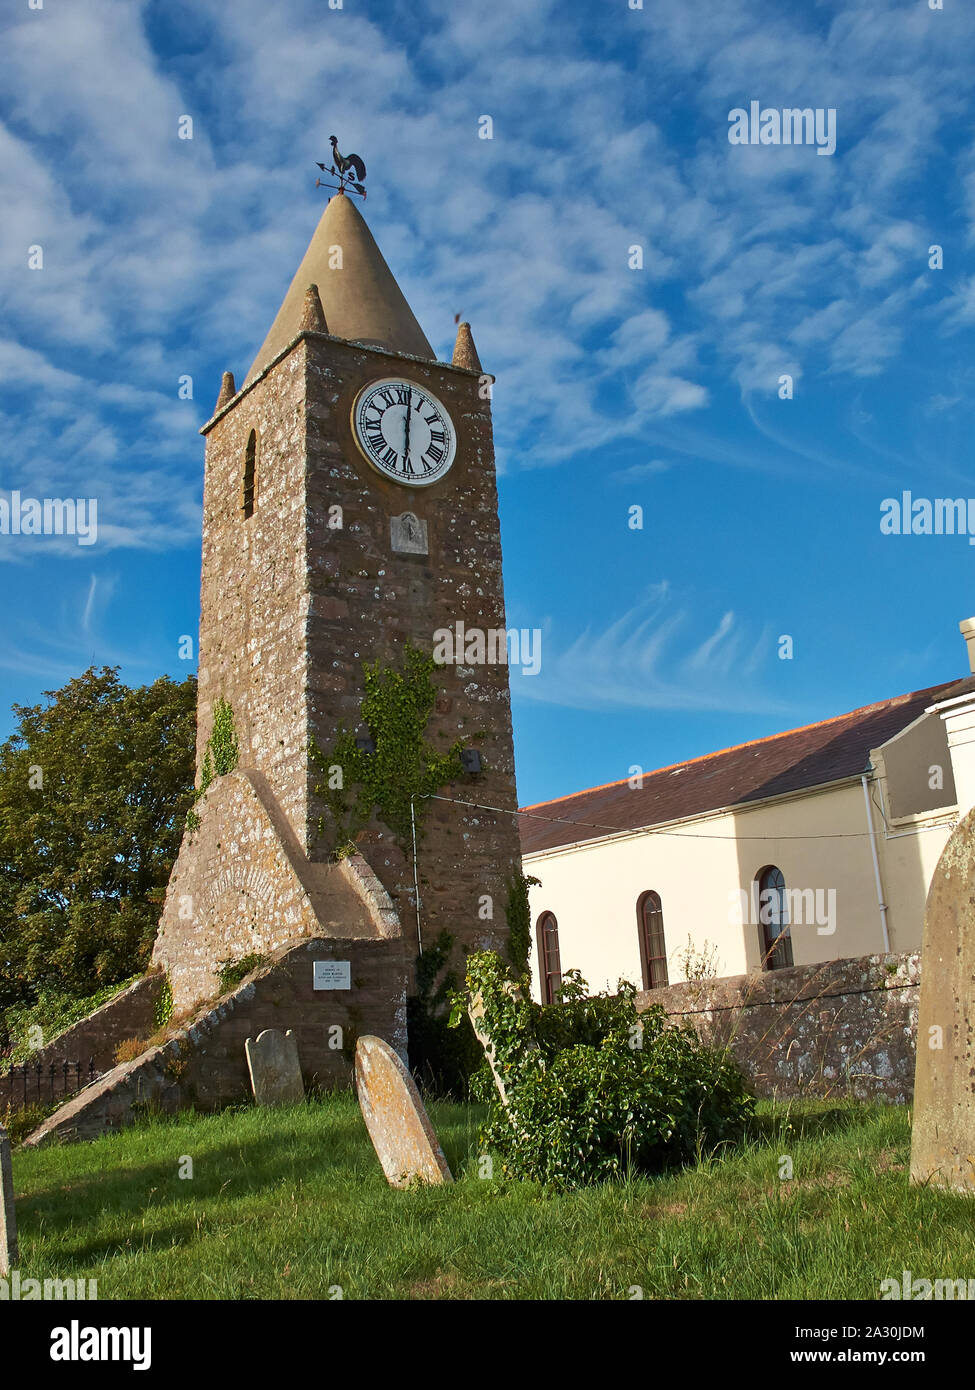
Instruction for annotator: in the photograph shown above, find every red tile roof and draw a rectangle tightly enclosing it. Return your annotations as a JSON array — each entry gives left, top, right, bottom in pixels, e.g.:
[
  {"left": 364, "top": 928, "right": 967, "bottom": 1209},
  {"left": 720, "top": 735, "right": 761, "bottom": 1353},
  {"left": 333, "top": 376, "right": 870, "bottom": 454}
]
[{"left": 519, "top": 678, "right": 967, "bottom": 855}]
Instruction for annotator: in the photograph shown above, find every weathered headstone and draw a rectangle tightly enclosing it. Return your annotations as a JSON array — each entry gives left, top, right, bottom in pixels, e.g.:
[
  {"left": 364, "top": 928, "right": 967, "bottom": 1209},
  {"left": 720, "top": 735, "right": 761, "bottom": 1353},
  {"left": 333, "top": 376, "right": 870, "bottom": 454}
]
[
  {"left": 0, "top": 1126, "right": 18, "bottom": 1277},
  {"left": 911, "top": 807, "right": 975, "bottom": 1193},
  {"left": 354, "top": 1036, "right": 452, "bottom": 1187},
  {"left": 245, "top": 1028, "right": 305, "bottom": 1107}
]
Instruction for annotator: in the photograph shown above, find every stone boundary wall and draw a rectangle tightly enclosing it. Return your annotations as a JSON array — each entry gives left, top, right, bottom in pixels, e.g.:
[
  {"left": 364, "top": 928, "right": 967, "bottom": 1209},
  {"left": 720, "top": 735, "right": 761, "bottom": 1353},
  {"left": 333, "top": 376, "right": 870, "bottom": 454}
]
[
  {"left": 0, "top": 974, "right": 164, "bottom": 1114},
  {"left": 24, "top": 935, "right": 408, "bottom": 1146},
  {"left": 637, "top": 952, "right": 920, "bottom": 1103}
]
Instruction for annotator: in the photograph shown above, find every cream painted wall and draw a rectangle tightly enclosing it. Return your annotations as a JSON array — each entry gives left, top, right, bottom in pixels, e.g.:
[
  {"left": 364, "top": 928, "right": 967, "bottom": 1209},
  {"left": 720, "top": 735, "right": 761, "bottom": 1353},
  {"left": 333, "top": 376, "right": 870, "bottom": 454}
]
[
  {"left": 871, "top": 749, "right": 956, "bottom": 954},
  {"left": 527, "top": 810, "right": 743, "bottom": 1000},
  {"left": 938, "top": 696, "right": 975, "bottom": 818},
  {"left": 525, "top": 773, "right": 955, "bottom": 1003}
]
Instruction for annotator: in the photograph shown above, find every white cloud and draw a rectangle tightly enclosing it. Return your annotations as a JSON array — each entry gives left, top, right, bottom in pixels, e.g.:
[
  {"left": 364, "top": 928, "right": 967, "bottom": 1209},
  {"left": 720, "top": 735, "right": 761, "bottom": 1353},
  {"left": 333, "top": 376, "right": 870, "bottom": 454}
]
[
  {"left": 0, "top": 0, "right": 971, "bottom": 551},
  {"left": 610, "top": 458, "right": 672, "bottom": 484},
  {"left": 512, "top": 588, "right": 784, "bottom": 715}
]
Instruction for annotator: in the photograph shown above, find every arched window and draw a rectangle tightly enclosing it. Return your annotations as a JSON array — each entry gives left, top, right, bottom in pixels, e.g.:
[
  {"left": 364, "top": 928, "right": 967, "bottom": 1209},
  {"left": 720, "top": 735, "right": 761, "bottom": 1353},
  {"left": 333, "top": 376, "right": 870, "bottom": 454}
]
[
  {"left": 637, "top": 891, "right": 669, "bottom": 989},
  {"left": 757, "top": 865, "right": 793, "bottom": 970},
  {"left": 242, "top": 430, "right": 257, "bottom": 518},
  {"left": 536, "top": 911, "right": 562, "bottom": 1004}
]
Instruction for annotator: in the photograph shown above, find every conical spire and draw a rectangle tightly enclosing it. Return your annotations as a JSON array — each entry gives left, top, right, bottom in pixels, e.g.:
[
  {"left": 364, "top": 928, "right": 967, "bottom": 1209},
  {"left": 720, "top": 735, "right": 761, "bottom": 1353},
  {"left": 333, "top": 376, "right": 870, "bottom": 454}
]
[
  {"left": 299, "top": 284, "right": 328, "bottom": 333},
  {"left": 245, "top": 194, "right": 434, "bottom": 385},
  {"left": 452, "top": 321, "right": 482, "bottom": 373},
  {"left": 214, "top": 371, "right": 236, "bottom": 412}
]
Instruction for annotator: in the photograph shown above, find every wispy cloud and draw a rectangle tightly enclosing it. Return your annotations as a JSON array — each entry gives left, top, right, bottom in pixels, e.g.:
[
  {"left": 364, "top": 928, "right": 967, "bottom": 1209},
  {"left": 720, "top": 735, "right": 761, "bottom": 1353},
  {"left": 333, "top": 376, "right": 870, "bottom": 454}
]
[
  {"left": 512, "top": 587, "right": 784, "bottom": 715},
  {"left": 81, "top": 574, "right": 97, "bottom": 633},
  {"left": 610, "top": 458, "right": 672, "bottom": 484}
]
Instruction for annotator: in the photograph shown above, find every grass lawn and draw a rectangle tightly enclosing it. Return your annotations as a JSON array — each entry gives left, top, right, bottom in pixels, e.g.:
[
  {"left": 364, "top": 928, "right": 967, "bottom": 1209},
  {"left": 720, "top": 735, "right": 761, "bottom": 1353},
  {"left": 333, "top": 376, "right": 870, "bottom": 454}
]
[{"left": 8, "top": 1094, "right": 975, "bottom": 1300}]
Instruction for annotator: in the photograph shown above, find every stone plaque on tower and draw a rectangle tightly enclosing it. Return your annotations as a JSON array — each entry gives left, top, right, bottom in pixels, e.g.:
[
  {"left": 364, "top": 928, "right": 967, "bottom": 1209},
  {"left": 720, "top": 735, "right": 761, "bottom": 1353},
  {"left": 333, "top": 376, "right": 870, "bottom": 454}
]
[{"left": 390, "top": 511, "right": 428, "bottom": 555}]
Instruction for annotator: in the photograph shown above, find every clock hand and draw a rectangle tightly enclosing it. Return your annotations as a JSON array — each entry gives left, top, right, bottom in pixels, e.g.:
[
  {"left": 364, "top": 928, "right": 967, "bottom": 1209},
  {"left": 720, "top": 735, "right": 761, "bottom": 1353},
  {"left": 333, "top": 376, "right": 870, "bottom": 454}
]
[{"left": 403, "top": 388, "right": 412, "bottom": 466}]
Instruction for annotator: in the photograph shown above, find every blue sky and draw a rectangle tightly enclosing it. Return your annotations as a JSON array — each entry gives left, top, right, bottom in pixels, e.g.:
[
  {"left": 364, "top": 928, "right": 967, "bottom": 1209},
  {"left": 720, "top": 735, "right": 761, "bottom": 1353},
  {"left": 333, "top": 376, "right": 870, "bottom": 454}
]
[{"left": 2, "top": 0, "right": 974, "bottom": 806}]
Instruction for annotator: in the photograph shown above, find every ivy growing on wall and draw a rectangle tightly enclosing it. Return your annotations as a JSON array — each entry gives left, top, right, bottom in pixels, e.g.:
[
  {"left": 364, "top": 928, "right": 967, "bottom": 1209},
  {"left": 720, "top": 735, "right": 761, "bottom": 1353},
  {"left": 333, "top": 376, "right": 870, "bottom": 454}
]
[
  {"left": 310, "top": 643, "right": 468, "bottom": 853},
  {"left": 186, "top": 696, "right": 239, "bottom": 830},
  {"left": 153, "top": 974, "right": 173, "bottom": 1030},
  {"left": 504, "top": 872, "right": 540, "bottom": 976}
]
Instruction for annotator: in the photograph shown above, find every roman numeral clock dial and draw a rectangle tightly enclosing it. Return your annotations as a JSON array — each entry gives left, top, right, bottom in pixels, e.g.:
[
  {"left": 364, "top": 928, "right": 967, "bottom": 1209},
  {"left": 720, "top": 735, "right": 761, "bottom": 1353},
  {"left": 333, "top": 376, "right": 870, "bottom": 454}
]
[{"left": 352, "top": 377, "right": 456, "bottom": 486}]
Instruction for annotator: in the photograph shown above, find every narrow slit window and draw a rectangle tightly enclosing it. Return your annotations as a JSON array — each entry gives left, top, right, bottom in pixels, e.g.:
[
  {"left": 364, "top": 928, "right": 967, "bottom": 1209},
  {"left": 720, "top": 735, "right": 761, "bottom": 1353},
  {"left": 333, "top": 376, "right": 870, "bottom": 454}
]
[{"left": 242, "top": 430, "right": 257, "bottom": 518}]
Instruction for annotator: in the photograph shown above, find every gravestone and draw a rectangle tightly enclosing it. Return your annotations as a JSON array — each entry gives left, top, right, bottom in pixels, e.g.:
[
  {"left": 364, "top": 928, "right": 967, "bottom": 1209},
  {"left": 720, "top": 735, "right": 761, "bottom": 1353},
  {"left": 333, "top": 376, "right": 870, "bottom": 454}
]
[
  {"left": 354, "top": 1036, "right": 452, "bottom": 1187},
  {"left": 0, "top": 1126, "right": 17, "bottom": 1276},
  {"left": 910, "top": 806, "right": 975, "bottom": 1193},
  {"left": 245, "top": 1028, "right": 305, "bottom": 1107}
]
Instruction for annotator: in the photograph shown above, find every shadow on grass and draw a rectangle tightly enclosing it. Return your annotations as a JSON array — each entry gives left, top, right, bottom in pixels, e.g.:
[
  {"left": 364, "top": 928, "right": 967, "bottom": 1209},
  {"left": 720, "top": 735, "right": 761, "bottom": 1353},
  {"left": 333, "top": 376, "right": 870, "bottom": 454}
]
[
  {"left": 747, "top": 1101, "right": 875, "bottom": 1146},
  {"left": 19, "top": 1113, "right": 350, "bottom": 1252},
  {"left": 17, "top": 1093, "right": 484, "bottom": 1268},
  {"left": 424, "top": 1099, "right": 487, "bottom": 1177}
]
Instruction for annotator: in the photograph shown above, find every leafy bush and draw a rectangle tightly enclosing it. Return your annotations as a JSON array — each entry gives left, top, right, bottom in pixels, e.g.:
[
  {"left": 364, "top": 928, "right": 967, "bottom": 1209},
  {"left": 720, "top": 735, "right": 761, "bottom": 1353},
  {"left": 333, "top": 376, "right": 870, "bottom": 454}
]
[
  {"left": 187, "top": 696, "right": 239, "bottom": 830},
  {"left": 153, "top": 974, "right": 173, "bottom": 1029},
  {"left": 208, "top": 698, "right": 240, "bottom": 777},
  {"left": 451, "top": 951, "right": 754, "bottom": 1190},
  {"left": 504, "top": 872, "right": 540, "bottom": 976}
]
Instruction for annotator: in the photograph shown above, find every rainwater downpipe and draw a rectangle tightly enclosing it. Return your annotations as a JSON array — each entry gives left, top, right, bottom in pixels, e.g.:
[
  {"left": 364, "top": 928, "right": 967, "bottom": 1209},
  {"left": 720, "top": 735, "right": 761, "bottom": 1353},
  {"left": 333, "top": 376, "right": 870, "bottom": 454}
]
[
  {"left": 410, "top": 792, "right": 423, "bottom": 956},
  {"left": 861, "top": 770, "right": 891, "bottom": 952}
]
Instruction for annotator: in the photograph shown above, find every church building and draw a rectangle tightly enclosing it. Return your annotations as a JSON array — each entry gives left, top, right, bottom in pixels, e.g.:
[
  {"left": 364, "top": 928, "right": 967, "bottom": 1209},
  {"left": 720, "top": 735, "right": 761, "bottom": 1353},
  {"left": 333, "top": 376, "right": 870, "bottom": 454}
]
[{"left": 522, "top": 618, "right": 975, "bottom": 1004}]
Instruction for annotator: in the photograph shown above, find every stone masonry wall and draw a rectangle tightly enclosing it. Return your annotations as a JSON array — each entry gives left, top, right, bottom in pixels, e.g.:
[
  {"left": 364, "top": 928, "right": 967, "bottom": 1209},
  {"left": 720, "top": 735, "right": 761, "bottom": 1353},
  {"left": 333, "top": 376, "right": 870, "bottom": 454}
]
[
  {"left": 25, "top": 936, "right": 408, "bottom": 1146},
  {"left": 638, "top": 952, "right": 920, "bottom": 1103},
  {"left": 159, "top": 328, "right": 524, "bottom": 1024},
  {"left": 302, "top": 333, "right": 523, "bottom": 973},
  {"left": 195, "top": 345, "right": 309, "bottom": 845},
  {"left": 0, "top": 974, "right": 163, "bottom": 1113},
  {"left": 153, "top": 766, "right": 400, "bottom": 1014}
]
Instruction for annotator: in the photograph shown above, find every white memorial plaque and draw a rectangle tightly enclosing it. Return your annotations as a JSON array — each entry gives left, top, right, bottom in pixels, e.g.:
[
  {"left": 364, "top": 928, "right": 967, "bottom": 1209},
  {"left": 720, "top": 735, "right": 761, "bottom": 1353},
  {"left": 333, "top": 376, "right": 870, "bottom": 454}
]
[{"left": 313, "top": 960, "right": 351, "bottom": 990}]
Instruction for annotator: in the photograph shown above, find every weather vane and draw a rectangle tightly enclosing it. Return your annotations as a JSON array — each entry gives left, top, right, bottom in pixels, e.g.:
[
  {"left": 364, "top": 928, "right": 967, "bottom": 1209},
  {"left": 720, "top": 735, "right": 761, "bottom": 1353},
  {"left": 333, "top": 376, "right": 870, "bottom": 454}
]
[{"left": 315, "top": 135, "right": 367, "bottom": 198}]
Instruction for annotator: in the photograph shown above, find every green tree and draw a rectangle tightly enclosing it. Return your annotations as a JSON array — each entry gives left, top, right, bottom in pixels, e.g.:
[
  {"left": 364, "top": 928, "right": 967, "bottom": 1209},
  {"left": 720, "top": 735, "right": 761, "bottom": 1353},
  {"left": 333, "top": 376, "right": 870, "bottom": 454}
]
[{"left": 0, "top": 667, "right": 196, "bottom": 1025}]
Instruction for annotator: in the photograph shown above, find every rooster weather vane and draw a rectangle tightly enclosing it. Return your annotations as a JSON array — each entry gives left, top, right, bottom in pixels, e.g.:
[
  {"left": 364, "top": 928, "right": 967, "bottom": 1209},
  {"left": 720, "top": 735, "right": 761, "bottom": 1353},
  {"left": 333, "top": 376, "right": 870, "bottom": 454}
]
[{"left": 316, "top": 135, "right": 367, "bottom": 198}]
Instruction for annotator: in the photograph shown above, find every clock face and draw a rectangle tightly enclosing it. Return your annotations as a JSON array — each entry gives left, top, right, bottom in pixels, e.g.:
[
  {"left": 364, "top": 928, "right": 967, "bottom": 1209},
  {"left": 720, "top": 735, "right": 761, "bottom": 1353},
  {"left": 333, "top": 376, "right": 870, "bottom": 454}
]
[{"left": 352, "top": 378, "right": 456, "bottom": 487}]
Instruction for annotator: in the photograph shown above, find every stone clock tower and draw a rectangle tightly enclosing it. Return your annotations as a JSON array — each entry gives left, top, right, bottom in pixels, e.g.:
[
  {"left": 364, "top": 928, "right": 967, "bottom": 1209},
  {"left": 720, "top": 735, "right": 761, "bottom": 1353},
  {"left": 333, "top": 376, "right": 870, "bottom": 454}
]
[{"left": 153, "top": 189, "right": 524, "bottom": 1047}]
